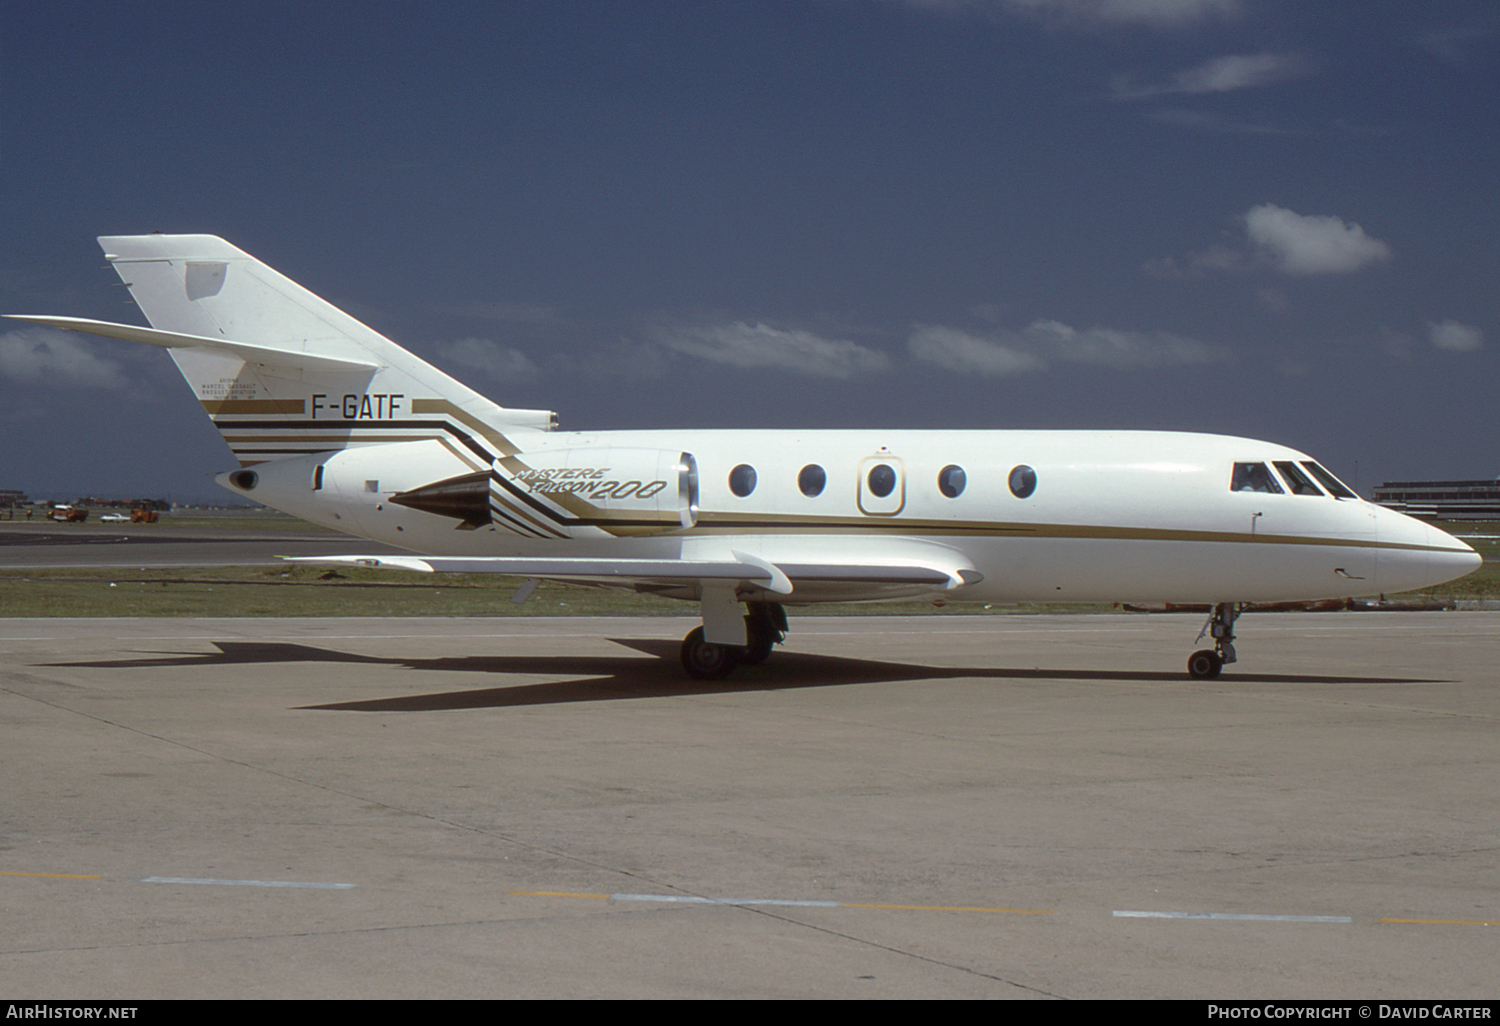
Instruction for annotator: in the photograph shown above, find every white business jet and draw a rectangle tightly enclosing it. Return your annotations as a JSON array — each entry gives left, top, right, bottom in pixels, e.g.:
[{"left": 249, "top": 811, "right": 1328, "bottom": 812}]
[{"left": 9, "top": 235, "right": 1482, "bottom": 679}]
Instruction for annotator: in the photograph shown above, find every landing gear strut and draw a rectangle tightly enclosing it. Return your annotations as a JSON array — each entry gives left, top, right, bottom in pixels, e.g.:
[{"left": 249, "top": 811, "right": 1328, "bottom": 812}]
[
  {"left": 680, "top": 601, "right": 787, "bottom": 679},
  {"left": 1188, "top": 602, "right": 1240, "bottom": 679}
]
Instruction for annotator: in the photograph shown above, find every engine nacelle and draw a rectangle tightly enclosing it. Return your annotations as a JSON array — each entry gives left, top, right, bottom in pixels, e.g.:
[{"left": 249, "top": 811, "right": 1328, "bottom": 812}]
[
  {"left": 388, "top": 447, "right": 700, "bottom": 539},
  {"left": 496, "top": 447, "right": 698, "bottom": 538}
]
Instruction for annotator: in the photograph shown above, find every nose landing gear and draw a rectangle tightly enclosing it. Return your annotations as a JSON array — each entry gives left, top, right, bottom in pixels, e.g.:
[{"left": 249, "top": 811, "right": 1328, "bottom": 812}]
[{"left": 1188, "top": 602, "right": 1241, "bottom": 679}]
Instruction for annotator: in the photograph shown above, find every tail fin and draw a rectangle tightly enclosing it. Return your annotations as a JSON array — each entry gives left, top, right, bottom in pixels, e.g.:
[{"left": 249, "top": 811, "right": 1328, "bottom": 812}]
[{"left": 34, "top": 235, "right": 553, "bottom": 466}]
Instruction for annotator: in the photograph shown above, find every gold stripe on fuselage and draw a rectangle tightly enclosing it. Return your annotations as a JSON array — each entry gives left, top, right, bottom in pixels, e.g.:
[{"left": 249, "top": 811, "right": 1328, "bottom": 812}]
[{"left": 687, "top": 511, "right": 1462, "bottom": 554}]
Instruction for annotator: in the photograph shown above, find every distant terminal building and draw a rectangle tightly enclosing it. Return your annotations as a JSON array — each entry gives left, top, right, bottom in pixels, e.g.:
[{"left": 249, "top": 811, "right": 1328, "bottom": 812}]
[{"left": 1372, "top": 479, "right": 1500, "bottom": 521}]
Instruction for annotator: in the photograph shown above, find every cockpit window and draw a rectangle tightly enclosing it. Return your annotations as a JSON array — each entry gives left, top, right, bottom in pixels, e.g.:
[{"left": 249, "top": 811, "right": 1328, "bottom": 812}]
[
  {"left": 1231, "top": 462, "right": 1284, "bottom": 494},
  {"left": 1273, "top": 461, "right": 1324, "bottom": 496},
  {"left": 1300, "top": 461, "right": 1358, "bottom": 499}
]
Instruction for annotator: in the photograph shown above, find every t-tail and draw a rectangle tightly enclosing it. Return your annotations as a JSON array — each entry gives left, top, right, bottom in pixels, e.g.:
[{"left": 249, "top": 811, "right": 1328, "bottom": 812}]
[{"left": 8, "top": 234, "right": 555, "bottom": 467}]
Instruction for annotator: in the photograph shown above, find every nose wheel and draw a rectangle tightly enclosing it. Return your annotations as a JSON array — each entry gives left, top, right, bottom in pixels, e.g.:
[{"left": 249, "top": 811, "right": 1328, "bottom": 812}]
[
  {"left": 1188, "top": 602, "right": 1240, "bottom": 679},
  {"left": 1186, "top": 648, "right": 1223, "bottom": 679}
]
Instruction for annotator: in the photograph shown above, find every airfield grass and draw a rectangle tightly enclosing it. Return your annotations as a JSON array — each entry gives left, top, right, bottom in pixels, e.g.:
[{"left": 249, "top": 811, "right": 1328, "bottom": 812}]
[
  {"left": 2, "top": 517, "right": 1494, "bottom": 619},
  {"left": 0, "top": 564, "right": 1121, "bottom": 619}
]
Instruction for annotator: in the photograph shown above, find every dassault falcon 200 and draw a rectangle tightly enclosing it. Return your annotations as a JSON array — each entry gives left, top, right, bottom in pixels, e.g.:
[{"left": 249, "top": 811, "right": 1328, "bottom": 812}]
[{"left": 9, "top": 235, "right": 1481, "bottom": 679}]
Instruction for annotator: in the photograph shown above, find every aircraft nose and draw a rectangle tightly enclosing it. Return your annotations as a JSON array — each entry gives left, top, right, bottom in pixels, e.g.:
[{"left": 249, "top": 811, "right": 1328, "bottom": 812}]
[{"left": 1375, "top": 511, "right": 1483, "bottom": 594}]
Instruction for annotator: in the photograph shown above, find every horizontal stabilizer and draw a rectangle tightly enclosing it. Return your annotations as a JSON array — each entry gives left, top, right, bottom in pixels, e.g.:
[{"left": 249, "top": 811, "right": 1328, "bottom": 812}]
[{"left": 4, "top": 315, "right": 380, "bottom": 373}]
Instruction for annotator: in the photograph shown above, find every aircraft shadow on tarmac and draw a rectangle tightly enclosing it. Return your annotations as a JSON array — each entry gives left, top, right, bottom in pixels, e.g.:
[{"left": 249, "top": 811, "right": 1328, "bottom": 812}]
[{"left": 41, "top": 638, "right": 1450, "bottom": 712}]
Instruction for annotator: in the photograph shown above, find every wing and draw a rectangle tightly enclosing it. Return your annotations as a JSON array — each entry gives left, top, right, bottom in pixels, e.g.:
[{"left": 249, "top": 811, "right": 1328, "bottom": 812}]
[{"left": 281, "top": 550, "right": 983, "bottom": 602}]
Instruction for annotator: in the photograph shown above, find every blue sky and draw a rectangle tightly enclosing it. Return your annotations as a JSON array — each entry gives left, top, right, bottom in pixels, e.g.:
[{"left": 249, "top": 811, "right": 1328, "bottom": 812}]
[{"left": 3, "top": 0, "right": 1495, "bottom": 502}]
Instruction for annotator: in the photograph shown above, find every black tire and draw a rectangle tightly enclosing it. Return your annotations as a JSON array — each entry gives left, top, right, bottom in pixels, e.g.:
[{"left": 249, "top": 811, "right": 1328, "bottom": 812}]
[
  {"left": 1187, "top": 649, "right": 1223, "bottom": 679},
  {"left": 740, "top": 615, "right": 775, "bottom": 665},
  {"left": 680, "top": 626, "right": 741, "bottom": 680}
]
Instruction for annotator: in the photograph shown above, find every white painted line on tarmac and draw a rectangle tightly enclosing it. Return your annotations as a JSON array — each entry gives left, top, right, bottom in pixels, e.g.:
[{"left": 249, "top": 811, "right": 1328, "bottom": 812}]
[
  {"left": 143, "top": 876, "right": 354, "bottom": 889},
  {"left": 1114, "top": 909, "right": 1351, "bottom": 923},
  {"left": 511, "top": 890, "right": 1051, "bottom": 914},
  {"left": 614, "top": 893, "right": 840, "bottom": 907}
]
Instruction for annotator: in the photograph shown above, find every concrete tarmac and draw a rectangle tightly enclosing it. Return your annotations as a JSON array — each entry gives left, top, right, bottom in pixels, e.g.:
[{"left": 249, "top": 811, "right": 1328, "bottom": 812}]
[
  {"left": 2, "top": 612, "right": 1497, "bottom": 999},
  {"left": 0, "top": 520, "right": 404, "bottom": 569}
]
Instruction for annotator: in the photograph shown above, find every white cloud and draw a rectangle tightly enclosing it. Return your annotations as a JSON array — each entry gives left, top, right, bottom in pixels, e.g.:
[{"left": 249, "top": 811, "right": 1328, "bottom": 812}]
[
  {"left": 909, "top": 325, "right": 1045, "bottom": 377},
  {"left": 1115, "top": 53, "right": 1311, "bottom": 100},
  {"left": 1428, "top": 319, "right": 1484, "bottom": 353},
  {"left": 433, "top": 337, "right": 541, "bottom": 381},
  {"left": 914, "top": 0, "right": 1240, "bottom": 27},
  {"left": 656, "top": 322, "right": 891, "bottom": 379},
  {"left": 909, "top": 320, "right": 1225, "bottom": 376},
  {"left": 0, "top": 327, "right": 127, "bottom": 389},
  {"left": 1149, "top": 205, "right": 1394, "bottom": 279},
  {"left": 1244, "top": 204, "right": 1393, "bottom": 275},
  {"left": 1024, "top": 319, "right": 1226, "bottom": 367}
]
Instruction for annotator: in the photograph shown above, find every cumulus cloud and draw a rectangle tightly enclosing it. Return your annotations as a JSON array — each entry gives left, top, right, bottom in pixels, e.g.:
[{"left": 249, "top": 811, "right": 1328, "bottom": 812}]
[
  {"left": 1244, "top": 204, "right": 1393, "bottom": 275},
  {"left": 433, "top": 337, "right": 542, "bottom": 381},
  {"left": 909, "top": 320, "right": 1225, "bottom": 376},
  {"left": 1151, "top": 204, "right": 1395, "bottom": 279},
  {"left": 909, "top": 325, "right": 1045, "bottom": 377},
  {"left": 910, "top": 0, "right": 1240, "bottom": 28},
  {"left": 1428, "top": 319, "right": 1484, "bottom": 353},
  {"left": 655, "top": 322, "right": 891, "bottom": 379},
  {"left": 0, "top": 327, "right": 128, "bottom": 389},
  {"left": 1114, "top": 53, "right": 1311, "bottom": 100}
]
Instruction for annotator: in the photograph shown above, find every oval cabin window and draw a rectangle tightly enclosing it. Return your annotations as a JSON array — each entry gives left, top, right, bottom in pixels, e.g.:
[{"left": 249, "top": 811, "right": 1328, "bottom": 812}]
[
  {"left": 1008, "top": 465, "right": 1036, "bottom": 499},
  {"left": 798, "top": 464, "right": 826, "bottom": 497},
  {"left": 867, "top": 464, "right": 896, "bottom": 498},
  {"left": 938, "top": 465, "right": 966, "bottom": 498},
  {"left": 729, "top": 464, "right": 757, "bottom": 497}
]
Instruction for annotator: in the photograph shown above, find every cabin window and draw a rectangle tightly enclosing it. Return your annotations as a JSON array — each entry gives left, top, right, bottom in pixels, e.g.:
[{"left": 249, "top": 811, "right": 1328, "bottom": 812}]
[
  {"left": 798, "top": 464, "right": 826, "bottom": 497},
  {"left": 1008, "top": 465, "right": 1036, "bottom": 499},
  {"left": 1301, "top": 461, "right": 1358, "bottom": 499},
  {"left": 867, "top": 464, "right": 897, "bottom": 498},
  {"left": 1273, "top": 461, "right": 1324, "bottom": 496},
  {"left": 729, "top": 464, "right": 757, "bottom": 497},
  {"left": 938, "top": 464, "right": 966, "bottom": 498},
  {"left": 1231, "top": 463, "right": 1283, "bottom": 494}
]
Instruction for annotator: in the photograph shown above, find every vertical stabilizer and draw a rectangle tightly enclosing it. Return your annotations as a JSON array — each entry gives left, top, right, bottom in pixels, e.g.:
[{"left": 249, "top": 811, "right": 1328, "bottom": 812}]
[{"left": 97, "top": 235, "right": 554, "bottom": 466}]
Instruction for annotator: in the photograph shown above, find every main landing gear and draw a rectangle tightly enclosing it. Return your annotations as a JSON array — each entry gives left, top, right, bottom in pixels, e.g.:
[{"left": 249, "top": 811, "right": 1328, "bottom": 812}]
[
  {"left": 1187, "top": 602, "right": 1241, "bottom": 679},
  {"left": 680, "top": 601, "right": 788, "bottom": 680}
]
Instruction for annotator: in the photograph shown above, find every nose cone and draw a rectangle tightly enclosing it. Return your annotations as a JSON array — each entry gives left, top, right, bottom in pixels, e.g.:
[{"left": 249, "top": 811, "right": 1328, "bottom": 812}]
[{"left": 1374, "top": 508, "right": 1483, "bottom": 594}]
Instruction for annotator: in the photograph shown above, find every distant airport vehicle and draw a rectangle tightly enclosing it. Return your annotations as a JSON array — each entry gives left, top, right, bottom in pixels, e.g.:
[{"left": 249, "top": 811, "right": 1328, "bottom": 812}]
[
  {"left": 98, "top": 513, "right": 130, "bottom": 523},
  {"left": 48, "top": 505, "right": 88, "bottom": 523},
  {"left": 9, "top": 237, "right": 1483, "bottom": 678}
]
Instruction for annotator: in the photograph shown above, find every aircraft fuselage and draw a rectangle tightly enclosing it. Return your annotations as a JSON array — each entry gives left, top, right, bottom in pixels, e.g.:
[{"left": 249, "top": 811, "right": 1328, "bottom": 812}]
[{"left": 226, "top": 427, "right": 1480, "bottom": 607}]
